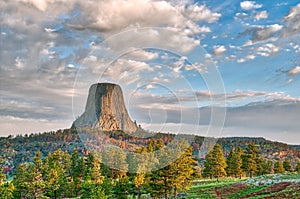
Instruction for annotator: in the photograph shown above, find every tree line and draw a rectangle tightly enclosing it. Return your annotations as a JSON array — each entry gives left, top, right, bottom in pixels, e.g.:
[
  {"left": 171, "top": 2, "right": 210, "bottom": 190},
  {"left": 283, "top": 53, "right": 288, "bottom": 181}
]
[
  {"left": 0, "top": 139, "right": 200, "bottom": 199},
  {"left": 203, "top": 143, "right": 300, "bottom": 181},
  {"left": 1, "top": 141, "right": 300, "bottom": 199}
]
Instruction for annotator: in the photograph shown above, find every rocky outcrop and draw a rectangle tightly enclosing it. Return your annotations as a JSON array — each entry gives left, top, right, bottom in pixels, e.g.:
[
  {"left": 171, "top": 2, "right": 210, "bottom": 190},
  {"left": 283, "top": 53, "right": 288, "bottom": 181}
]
[{"left": 72, "top": 83, "right": 138, "bottom": 133}]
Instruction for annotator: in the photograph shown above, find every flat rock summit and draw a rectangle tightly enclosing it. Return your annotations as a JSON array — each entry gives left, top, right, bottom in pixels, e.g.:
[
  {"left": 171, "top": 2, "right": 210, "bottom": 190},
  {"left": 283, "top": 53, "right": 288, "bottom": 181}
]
[{"left": 72, "top": 83, "right": 138, "bottom": 133}]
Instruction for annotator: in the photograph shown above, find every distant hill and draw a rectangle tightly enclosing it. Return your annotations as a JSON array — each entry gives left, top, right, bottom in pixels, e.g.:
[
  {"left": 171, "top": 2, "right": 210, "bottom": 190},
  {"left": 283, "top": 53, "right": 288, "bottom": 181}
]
[
  {"left": 290, "top": 145, "right": 300, "bottom": 151},
  {"left": 0, "top": 128, "right": 299, "bottom": 177}
]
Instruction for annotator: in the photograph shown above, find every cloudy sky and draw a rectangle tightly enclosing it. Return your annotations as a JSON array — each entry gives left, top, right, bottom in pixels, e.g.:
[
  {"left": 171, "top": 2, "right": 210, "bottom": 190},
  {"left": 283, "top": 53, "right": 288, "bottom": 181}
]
[{"left": 1, "top": 0, "right": 300, "bottom": 144}]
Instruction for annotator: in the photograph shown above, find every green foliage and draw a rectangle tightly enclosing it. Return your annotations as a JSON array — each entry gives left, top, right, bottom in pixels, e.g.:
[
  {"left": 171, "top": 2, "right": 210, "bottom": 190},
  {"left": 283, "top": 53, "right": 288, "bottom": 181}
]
[
  {"left": 295, "top": 162, "right": 300, "bottom": 172},
  {"left": 274, "top": 160, "right": 285, "bottom": 173},
  {"left": 0, "top": 182, "right": 14, "bottom": 199},
  {"left": 241, "top": 144, "right": 261, "bottom": 178},
  {"left": 226, "top": 146, "right": 244, "bottom": 178},
  {"left": 203, "top": 149, "right": 213, "bottom": 179},
  {"left": 283, "top": 159, "right": 293, "bottom": 172},
  {"left": 102, "top": 147, "right": 128, "bottom": 180},
  {"left": 2, "top": 132, "right": 298, "bottom": 198},
  {"left": 259, "top": 159, "right": 273, "bottom": 175},
  {"left": 211, "top": 144, "right": 227, "bottom": 180},
  {"left": 148, "top": 140, "right": 200, "bottom": 198}
]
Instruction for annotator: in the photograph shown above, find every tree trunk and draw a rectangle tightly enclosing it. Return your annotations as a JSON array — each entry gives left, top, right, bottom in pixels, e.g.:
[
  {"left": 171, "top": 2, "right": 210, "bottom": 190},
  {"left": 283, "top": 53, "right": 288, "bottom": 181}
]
[
  {"left": 164, "top": 178, "right": 168, "bottom": 199},
  {"left": 174, "top": 186, "right": 177, "bottom": 199},
  {"left": 137, "top": 186, "right": 141, "bottom": 199}
]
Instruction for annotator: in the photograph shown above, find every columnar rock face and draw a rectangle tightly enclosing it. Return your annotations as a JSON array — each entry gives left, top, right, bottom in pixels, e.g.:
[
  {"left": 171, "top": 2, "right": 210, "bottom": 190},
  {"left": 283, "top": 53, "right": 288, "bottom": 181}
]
[{"left": 72, "top": 83, "right": 138, "bottom": 133}]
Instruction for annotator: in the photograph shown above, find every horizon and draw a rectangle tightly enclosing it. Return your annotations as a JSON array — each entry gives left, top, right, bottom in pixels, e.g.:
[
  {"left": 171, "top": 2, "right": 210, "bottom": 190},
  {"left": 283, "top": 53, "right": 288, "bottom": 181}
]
[
  {"left": 1, "top": 125, "right": 299, "bottom": 146},
  {"left": 1, "top": 0, "right": 300, "bottom": 144}
]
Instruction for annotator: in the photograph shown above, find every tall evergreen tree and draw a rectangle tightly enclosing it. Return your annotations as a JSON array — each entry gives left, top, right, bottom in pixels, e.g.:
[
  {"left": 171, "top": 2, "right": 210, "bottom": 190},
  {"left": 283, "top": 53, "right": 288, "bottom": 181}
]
[
  {"left": 102, "top": 147, "right": 128, "bottom": 180},
  {"left": 148, "top": 140, "right": 199, "bottom": 199},
  {"left": 202, "top": 149, "right": 213, "bottom": 179},
  {"left": 13, "top": 163, "right": 29, "bottom": 198},
  {"left": 171, "top": 145, "right": 199, "bottom": 198},
  {"left": 283, "top": 159, "right": 293, "bottom": 172},
  {"left": 70, "top": 150, "right": 85, "bottom": 196},
  {"left": 226, "top": 148, "right": 235, "bottom": 177},
  {"left": 132, "top": 146, "right": 158, "bottom": 199},
  {"left": 43, "top": 149, "right": 70, "bottom": 198},
  {"left": 234, "top": 147, "right": 244, "bottom": 178},
  {"left": 0, "top": 158, "right": 6, "bottom": 184},
  {"left": 295, "top": 162, "right": 300, "bottom": 173},
  {"left": 242, "top": 144, "right": 261, "bottom": 178},
  {"left": 0, "top": 182, "right": 14, "bottom": 199},
  {"left": 226, "top": 147, "right": 244, "bottom": 178},
  {"left": 259, "top": 159, "right": 273, "bottom": 175},
  {"left": 30, "top": 151, "right": 45, "bottom": 198},
  {"left": 0, "top": 158, "right": 14, "bottom": 199},
  {"left": 211, "top": 144, "right": 227, "bottom": 181},
  {"left": 274, "top": 161, "right": 285, "bottom": 173}
]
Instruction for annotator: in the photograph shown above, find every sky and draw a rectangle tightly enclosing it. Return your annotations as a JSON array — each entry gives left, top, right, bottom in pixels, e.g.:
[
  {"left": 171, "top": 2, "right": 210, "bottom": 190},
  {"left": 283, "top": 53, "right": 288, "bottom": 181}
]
[{"left": 1, "top": 0, "right": 300, "bottom": 144}]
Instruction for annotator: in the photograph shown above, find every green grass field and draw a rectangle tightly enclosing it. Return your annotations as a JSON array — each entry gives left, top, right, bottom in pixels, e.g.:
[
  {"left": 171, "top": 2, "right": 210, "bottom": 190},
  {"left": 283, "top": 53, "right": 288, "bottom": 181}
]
[{"left": 186, "top": 173, "right": 300, "bottom": 199}]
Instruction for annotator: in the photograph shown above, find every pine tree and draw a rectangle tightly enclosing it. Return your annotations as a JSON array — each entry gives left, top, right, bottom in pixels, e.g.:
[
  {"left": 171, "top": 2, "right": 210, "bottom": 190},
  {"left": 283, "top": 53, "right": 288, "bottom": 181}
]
[
  {"left": 132, "top": 146, "right": 158, "bottom": 199},
  {"left": 148, "top": 146, "right": 174, "bottom": 199},
  {"left": 70, "top": 150, "right": 85, "bottom": 196},
  {"left": 0, "top": 182, "right": 14, "bottom": 199},
  {"left": 274, "top": 161, "right": 285, "bottom": 173},
  {"left": 0, "top": 158, "right": 14, "bottom": 199},
  {"left": 283, "top": 159, "right": 293, "bottom": 172},
  {"left": 242, "top": 144, "right": 261, "bottom": 178},
  {"left": 147, "top": 140, "right": 199, "bottom": 199},
  {"left": 226, "top": 148, "right": 235, "bottom": 177},
  {"left": 81, "top": 152, "right": 105, "bottom": 199},
  {"left": 12, "top": 163, "right": 29, "bottom": 198},
  {"left": 30, "top": 151, "right": 45, "bottom": 198},
  {"left": 226, "top": 147, "right": 244, "bottom": 178},
  {"left": 102, "top": 147, "right": 128, "bottom": 180},
  {"left": 259, "top": 159, "right": 273, "bottom": 175},
  {"left": 0, "top": 158, "right": 6, "bottom": 184},
  {"left": 211, "top": 144, "right": 227, "bottom": 181},
  {"left": 234, "top": 147, "right": 244, "bottom": 178},
  {"left": 43, "top": 149, "right": 71, "bottom": 198},
  {"left": 295, "top": 162, "right": 300, "bottom": 172},
  {"left": 171, "top": 145, "right": 199, "bottom": 198},
  {"left": 202, "top": 149, "right": 213, "bottom": 179}
]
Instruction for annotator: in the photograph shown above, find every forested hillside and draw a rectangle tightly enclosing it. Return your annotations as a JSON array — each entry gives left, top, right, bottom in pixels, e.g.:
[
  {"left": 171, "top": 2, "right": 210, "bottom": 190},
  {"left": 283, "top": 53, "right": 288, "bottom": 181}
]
[
  {"left": 0, "top": 128, "right": 299, "bottom": 178},
  {"left": 1, "top": 136, "right": 300, "bottom": 198}
]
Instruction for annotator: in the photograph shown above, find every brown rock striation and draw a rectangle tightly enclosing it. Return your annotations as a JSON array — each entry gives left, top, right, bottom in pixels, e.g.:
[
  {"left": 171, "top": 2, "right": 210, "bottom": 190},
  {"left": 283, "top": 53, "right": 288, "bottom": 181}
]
[{"left": 72, "top": 83, "right": 138, "bottom": 133}]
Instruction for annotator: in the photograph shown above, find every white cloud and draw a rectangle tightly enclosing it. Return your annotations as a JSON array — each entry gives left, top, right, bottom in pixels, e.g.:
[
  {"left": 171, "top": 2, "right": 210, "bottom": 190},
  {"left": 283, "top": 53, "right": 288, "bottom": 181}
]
[
  {"left": 288, "top": 66, "right": 300, "bottom": 75},
  {"left": 126, "top": 49, "right": 159, "bottom": 61},
  {"left": 240, "top": 1, "right": 262, "bottom": 10},
  {"left": 246, "top": 54, "right": 256, "bottom": 60},
  {"left": 103, "top": 58, "right": 154, "bottom": 85},
  {"left": 213, "top": 45, "right": 226, "bottom": 56},
  {"left": 183, "top": 4, "right": 221, "bottom": 23},
  {"left": 257, "top": 43, "right": 279, "bottom": 57},
  {"left": 237, "top": 58, "right": 245, "bottom": 63},
  {"left": 236, "top": 54, "right": 256, "bottom": 63},
  {"left": 234, "top": 12, "right": 248, "bottom": 20},
  {"left": 15, "top": 57, "right": 25, "bottom": 69},
  {"left": 0, "top": 116, "right": 71, "bottom": 136},
  {"left": 282, "top": 3, "right": 300, "bottom": 38},
  {"left": 256, "top": 24, "right": 283, "bottom": 41},
  {"left": 241, "top": 24, "right": 283, "bottom": 44},
  {"left": 254, "top": 10, "right": 268, "bottom": 21}
]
